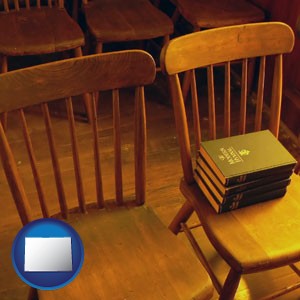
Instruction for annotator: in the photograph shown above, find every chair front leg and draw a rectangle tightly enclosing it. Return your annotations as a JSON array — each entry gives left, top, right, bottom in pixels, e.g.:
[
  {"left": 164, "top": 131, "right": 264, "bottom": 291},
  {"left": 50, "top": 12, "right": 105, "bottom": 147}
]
[{"left": 219, "top": 268, "right": 241, "bottom": 300}]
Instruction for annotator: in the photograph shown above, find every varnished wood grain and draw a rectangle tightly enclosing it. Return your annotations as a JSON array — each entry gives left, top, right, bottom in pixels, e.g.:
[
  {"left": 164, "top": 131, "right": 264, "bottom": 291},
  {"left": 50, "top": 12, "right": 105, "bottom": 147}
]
[
  {"left": 161, "top": 22, "right": 300, "bottom": 299},
  {"left": 175, "top": 0, "right": 264, "bottom": 28},
  {"left": 38, "top": 206, "right": 213, "bottom": 300},
  {"left": 0, "top": 50, "right": 156, "bottom": 114},
  {"left": 83, "top": 0, "right": 173, "bottom": 42},
  {"left": 0, "top": 64, "right": 299, "bottom": 299},
  {"left": 180, "top": 174, "right": 300, "bottom": 273},
  {"left": 0, "top": 8, "right": 84, "bottom": 56},
  {"left": 0, "top": 51, "right": 214, "bottom": 300},
  {"left": 161, "top": 22, "right": 294, "bottom": 75}
]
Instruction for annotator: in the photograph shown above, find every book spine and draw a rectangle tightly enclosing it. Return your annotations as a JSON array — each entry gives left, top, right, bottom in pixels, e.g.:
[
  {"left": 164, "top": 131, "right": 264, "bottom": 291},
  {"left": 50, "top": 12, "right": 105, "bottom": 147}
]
[
  {"left": 219, "top": 188, "right": 287, "bottom": 213},
  {"left": 222, "top": 179, "right": 291, "bottom": 204},
  {"left": 226, "top": 164, "right": 295, "bottom": 186}
]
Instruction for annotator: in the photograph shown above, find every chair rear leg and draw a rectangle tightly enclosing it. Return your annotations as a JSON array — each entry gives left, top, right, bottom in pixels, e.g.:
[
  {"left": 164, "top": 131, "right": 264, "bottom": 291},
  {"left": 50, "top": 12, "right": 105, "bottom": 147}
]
[
  {"left": 219, "top": 268, "right": 241, "bottom": 300},
  {"left": 27, "top": 287, "right": 38, "bottom": 300}
]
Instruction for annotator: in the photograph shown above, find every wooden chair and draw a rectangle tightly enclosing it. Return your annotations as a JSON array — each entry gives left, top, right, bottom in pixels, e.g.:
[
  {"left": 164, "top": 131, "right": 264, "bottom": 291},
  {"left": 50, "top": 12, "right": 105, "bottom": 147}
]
[
  {"left": 0, "top": 50, "right": 214, "bottom": 300},
  {"left": 161, "top": 22, "right": 300, "bottom": 299},
  {"left": 169, "top": 0, "right": 265, "bottom": 100},
  {"left": 0, "top": 0, "right": 92, "bottom": 128},
  {"left": 81, "top": 0, "right": 173, "bottom": 67}
]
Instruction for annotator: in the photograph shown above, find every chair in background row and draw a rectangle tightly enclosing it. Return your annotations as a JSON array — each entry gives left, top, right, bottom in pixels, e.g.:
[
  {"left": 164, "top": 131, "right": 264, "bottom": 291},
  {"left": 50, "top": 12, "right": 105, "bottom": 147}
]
[
  {"left": 161, "top": 22, "right": 300, "bottom": 299},
  {"left": 81, "top": 0, "right": 173, "bottom": 68},
  {"left": 0, "top": 0, "right": 92, "bottom": 129},
  {"left": 0, "top": 50, "right": 214, "bottom": 300}
]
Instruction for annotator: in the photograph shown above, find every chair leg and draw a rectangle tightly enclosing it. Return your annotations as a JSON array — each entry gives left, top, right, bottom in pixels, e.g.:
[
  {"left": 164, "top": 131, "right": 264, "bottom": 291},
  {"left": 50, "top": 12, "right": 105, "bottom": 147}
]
[
  {"left": 168, "top": 200, "right": 194, "bottom": 234},
  {"left": 74, "top": 47, "right": 93, "bottom": 123},
  {"left": 27, "top": 287, "right": 38, "bottom": 300},
  {"left": 219, "top": 268, "right": 241, "bottom": 300},
  {"left": 0, "top": 55, "right": 8, "bottom": 131}
]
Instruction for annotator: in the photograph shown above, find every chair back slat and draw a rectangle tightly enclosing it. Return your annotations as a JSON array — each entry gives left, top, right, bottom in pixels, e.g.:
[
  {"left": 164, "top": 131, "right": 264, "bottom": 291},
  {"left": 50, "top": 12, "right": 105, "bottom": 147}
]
[
  {"left": 239, "top": 58, "right": 248, "bottom": 134},
  {"left": 255, "top": 56, "right": 266, "bottom": 131},
  {"left": 0, "top": 51, "right": 155, "bottom": 221},
  {"left": 207, "top": 65, "right": 216, "bottom": 140},
  {"left": 0, "top": 122, "right": 32, "bottom": 225},
  {"left": 224, "top": 61, "right": 231, "bottom": 137},
  {"left": 90, "top": 93, "right": 104, "bottom": 208},
  {"left": 42, "top": 103, "right": 68, "bottom": 218},
  {"left": 169, "top": 74, "right": 194, "bottom": 184},
  {"left": 135, "top": 86, "right": 146, "bottom": 205},
  {"left": 269, "top": 54, "right": 283, "bottom": 138},
  {"left": 66, "top": 97, "right": 86, "bottom": 213},
  {"left": 19, "top": 109, "right": 50, "bottom": 218},
  {"left": 161, "top": 22, "right": 294, "bottom": 184},
  {"left": 113, "top": 89, "right": 123, "bottom": 205},
  {"left": 191, "top": 69, "right": 201, "bottom": 151}
]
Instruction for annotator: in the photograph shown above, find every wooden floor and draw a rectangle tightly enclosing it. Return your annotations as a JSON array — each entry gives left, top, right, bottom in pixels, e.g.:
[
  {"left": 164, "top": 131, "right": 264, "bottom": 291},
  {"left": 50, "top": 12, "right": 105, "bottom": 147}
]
[{"left": 0, "top": 70, "right": 300, "bottom": 299}]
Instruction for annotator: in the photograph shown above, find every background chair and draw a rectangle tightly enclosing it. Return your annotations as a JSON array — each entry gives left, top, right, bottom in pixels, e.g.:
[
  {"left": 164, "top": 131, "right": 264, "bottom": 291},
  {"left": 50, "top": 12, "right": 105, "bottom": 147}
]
[
  {"left": 0, "top": 0, "right": 92, "bottom": 128},
  {"left": 0, "top": 50, "right": 213, "bottom": 299},
  {"left": 168, "top": 0, "right": 265, "bottom": 100},
  {"left": 81, "top": 0, "right": 173, "bottom": 68},
  {"left": 161, "top": 22, "right": 300, "bottom": 299}
]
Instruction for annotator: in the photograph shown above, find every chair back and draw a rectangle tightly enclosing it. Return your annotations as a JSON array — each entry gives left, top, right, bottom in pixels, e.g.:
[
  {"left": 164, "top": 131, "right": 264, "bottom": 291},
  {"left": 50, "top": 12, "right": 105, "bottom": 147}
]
[
  {"left": 1, "top": 0, "right": 64, "bottom": 11},
  {"left": 0, "top": 50, "right": 156, "bottom": 225},
  {"left": 160, "top": 22, "right": 294, "bottom": 184}
]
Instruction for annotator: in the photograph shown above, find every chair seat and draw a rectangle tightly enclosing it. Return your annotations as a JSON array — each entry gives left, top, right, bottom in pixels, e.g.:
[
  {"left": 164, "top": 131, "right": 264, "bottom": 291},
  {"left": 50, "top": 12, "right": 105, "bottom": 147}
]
[
  {"left": 0, "top": 8, "right": 84, "bottom": 56},
  {"left": 176, "top": 0, "right": 265, "bottom": 28},
  {"left": 83, "top": 0, "right": 173, "bottom": 42},
  {"left": 181, "top": 173, "right": 300, "bottom": 274},
  {"left": 38, "top": 205, "right": 213, "bottom": 300}
]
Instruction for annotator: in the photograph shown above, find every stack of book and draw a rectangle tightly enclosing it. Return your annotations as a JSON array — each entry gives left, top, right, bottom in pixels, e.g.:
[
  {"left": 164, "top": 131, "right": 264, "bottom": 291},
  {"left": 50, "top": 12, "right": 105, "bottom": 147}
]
[{"left": 194, "top": 130, "right": 297, "bottom": 213}]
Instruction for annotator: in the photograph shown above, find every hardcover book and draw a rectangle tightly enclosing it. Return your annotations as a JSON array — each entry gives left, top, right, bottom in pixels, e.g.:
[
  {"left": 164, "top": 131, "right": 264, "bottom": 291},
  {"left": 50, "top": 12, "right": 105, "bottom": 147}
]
[
  {"left": 194, "top": 168, "right": 291, "bottom": 204},
  {"left": 194, "top": 173, "right": 288, "bottom": 213},
  {"left": 195, "top": 159, "right": 293, "bottom": 196},
  {"left": 198, "top": 130, "right": 296, "bottom": 186}
]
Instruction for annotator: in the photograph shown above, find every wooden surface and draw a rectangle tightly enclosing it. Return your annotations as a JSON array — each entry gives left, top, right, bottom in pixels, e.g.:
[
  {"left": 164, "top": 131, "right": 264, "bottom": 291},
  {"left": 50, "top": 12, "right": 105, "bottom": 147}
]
[
  {"left": 38, "top": 206, "right": 213, "bottom": 300},
  {"left": 161, "top": 22, "right": 300, "bottom": 299},
  {"left": 83, "top": 0, "right": 173, "bottom": 42},
  {"left": 175, "top": 0, "right": 265, "bottom": 29},
  {"left": 0, "top": 7, "right": 84, "bottom": 56},
  {"left": 0, "top": 52, "right": 214, "bottom": 299},
  {"left": 161, "top": 22, "right": 294, "bottom": 75},
  {"left": 0, "top": 70, "right": 300, "bottom": 299},
  {"left": 0, "top": 50, "right": 156, "bottom": 114},
  {"left": 180, "top": 174, "right": 300, "bottom": 273}
]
